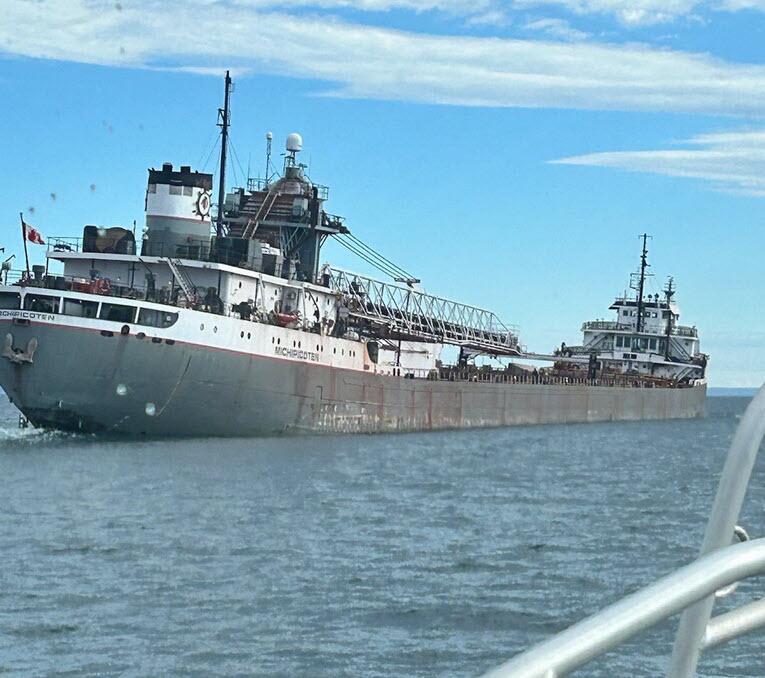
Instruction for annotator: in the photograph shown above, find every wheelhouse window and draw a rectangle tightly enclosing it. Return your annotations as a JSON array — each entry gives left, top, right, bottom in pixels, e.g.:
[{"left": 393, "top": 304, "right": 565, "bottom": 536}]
[
  {"left": 0, "top": 292, "right": 21, "bottom": 309},
  {"left": 62, "top": 298, "right": 98, "bottom": 319},
  {"left": 649, "top": 338, "right": 657, "bottom": 350},
  {"left": 137, "top": 308, "right": 179, "bottom": 328},
  {"left": 616, "top": 335, "right": 623, "bottom": 347},
  {"left": 169, "top": 185, "right": 182, "bottom": 195},
  {"left": 99, "top": 303, "right": 136, "bottom": 323},
  {"left": 23, "top": 294, "right": 59, "bottom": 313}
]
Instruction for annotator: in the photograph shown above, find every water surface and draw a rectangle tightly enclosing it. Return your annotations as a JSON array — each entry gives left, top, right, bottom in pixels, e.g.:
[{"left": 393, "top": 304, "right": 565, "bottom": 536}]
[{"left": 0, "top": 396, "right": 762, "bottom": 677}]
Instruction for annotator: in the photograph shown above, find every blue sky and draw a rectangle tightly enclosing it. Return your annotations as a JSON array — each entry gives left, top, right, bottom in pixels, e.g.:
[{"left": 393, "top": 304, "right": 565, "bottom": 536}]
[{"left": 2, "top": 0, "right": 765, "bottom": 386}]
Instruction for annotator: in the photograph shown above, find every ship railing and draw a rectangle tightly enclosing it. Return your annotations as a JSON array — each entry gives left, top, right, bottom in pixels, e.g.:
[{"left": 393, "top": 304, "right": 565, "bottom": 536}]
[
  {"left": 47, "top": 236, "right": 82, "bottom": 254},
  {"left": 434, "top": 368, "right": 690, "bottom": 388},
  {"left": 582, "top": 320, "right": 631, "bottom": 331},
  {"left": 479, "top": 385, "right": 765, "bottom": 678},
  {"left": 0, "top": 269, "right": 231, "bottom": 314},
  {"left": 676, "top": 325, "right": 698, "bottom": 338}
]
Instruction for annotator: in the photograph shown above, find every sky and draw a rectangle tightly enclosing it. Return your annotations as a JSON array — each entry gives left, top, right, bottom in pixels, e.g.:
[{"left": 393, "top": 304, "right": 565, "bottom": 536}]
[{"left": 2, "top": 0, "right": 765, "bottom": 386}]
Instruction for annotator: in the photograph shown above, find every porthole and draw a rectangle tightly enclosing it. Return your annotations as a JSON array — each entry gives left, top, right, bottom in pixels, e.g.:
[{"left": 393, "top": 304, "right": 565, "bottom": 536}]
[
  {"left": 200, "top": 323, "right": 204, "bottom": 330},
  {"left": 333, "top": 348, "right": 336, "bottom": 354},
  {"left": 238, "top": 281, "right": 242, "bottom": 288},
  {"left": 342, "top": 349, "right": 344, "bottom": 355},
  {"left": 277, "top": 338, "right": 281, "bottom": 345},
  {"left": 247, "top": 333, "right": 251, "bottom": 339},
  {"left": 272, "top": 337, "right": 275, "bottom": 344},
  {"left": 293, "top": 341, "right": 296, "bottom": 347},
  {"left": 240, "top": 331, "right": 244, "bottom": 338},
  {"left": 214, "top": 326, "right": 218, "bottom": 333},
  {"left": 316, "top": 344, "right": 319, "bottom": 351},
  {"left": 298, "top": 341, "right": 301, "bottom": 348}
]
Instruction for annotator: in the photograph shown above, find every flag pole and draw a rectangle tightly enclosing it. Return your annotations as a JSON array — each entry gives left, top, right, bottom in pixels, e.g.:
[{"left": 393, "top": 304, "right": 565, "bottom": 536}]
[{"left": 19, "top": 212, "right": 30, "bottom": 280}]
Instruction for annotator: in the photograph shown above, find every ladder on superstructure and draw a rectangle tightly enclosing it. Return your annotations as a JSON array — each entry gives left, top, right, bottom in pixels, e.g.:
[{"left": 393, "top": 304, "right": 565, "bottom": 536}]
[
  {"left": 328, "top": 267, "right": 520, "bottom": 356},
  {"left": 165, "top": 258, "right": 197, "bottom": 303},
  {"left": 242, "top": 186, "right": 280, "bottom": 239}
]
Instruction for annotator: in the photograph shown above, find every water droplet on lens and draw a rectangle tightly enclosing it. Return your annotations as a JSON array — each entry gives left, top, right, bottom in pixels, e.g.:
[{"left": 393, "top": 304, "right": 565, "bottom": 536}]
[{"left": 145, "top": 402, "right": 156, "bottom": 416}]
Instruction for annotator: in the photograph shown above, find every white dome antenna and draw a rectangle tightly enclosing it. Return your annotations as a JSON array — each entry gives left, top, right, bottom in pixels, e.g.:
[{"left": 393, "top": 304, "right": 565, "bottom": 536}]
[{"left": 286, "top": 133, "right": 303, "bottom": 152}]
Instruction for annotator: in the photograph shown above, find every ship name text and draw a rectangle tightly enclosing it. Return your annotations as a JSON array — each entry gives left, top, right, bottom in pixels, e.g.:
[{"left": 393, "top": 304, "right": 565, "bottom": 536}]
[
  {"left": 274, "top": 346, "right": 320, "bottom": 362},
  {"left": 0, "top": 309, "right": 56, "bottom": 322}
]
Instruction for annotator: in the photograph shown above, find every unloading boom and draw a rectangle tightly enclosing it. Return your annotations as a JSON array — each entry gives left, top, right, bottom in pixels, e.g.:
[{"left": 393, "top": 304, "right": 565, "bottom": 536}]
[{"left": 328, "top": 268, "right": 521, "bottom": 356}]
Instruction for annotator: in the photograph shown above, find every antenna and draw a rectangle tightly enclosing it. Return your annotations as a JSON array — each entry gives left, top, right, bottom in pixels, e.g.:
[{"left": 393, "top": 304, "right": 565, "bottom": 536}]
[
  {"left": 664, "top": 276, "right": 676, "bottom": 359},
  {"left": 216, "top": 70, "right": 232, "bottom": 239},
  {"left": 285, "top": 133, "right": 302, "bottom": 169},
  {"left": 265, "top": 132, "right": 272, "bottom": 186},
  {"left": 635, "top": 233, "right": 652, "bottom": 333}
]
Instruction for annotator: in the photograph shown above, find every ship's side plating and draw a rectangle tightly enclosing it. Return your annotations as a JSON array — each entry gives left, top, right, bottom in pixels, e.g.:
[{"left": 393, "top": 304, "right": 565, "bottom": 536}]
[{"left": 0, "top": 302, "right": 705, "bottom": 437}]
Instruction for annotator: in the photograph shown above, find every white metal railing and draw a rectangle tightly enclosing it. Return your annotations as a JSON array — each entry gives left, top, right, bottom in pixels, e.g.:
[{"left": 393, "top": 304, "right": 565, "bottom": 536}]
[{"left": 479, "top": 384, "right": 765, "bottom": 678}]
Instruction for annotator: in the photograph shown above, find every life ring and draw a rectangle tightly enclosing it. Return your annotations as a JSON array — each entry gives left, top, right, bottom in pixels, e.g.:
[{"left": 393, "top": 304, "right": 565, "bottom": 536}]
[{"left": 196, "top": 191, "right": 211, "bottom": 218}]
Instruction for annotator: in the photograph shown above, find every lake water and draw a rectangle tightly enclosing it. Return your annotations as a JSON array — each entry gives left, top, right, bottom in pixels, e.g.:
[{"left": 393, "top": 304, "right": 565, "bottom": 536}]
[{"left": 0, "top": 395, "right": 763, "bottom": 677}]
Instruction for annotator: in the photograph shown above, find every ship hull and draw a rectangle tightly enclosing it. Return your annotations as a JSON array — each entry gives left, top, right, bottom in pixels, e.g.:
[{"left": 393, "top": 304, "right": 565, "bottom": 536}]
[{"left": 0, "top": 322, "right": 706, "bottom": 437}]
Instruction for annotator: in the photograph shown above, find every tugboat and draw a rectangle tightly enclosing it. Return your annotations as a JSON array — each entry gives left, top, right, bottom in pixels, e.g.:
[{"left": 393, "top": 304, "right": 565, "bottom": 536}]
[{"left": 0, "top": 73, "right": 706, "bottom": 436}]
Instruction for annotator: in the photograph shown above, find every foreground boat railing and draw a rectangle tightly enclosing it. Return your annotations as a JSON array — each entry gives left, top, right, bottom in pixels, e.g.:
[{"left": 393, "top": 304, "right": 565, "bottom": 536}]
[{"left": 479, "top": 384, "right": 765, "bottom": 678}]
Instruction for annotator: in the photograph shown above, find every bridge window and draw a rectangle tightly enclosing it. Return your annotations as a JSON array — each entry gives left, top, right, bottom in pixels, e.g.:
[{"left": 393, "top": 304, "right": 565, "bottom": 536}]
[
  {"left": 137, "top": 308, "right": 178, "bottom": 328},
  {"left": 649, "top": 338, "right": 657, "bottom": 350},
  {"left": 100, "top": 303, "right": 136, "bottom": 323},
  {"left": 0, "top": 292, "right": 21, "bottom": 309},
  {"left": 23, "top": 294, "right": 59, "bottom": 313},
  {"left": 62, "top": 298, "right": 98, "bottom": 318},
  {"left": 616, "top": 336, "right": 623, "bottom": 347},
  {"left": 169, "top": 185, "right": 182, "bottom": 195}
]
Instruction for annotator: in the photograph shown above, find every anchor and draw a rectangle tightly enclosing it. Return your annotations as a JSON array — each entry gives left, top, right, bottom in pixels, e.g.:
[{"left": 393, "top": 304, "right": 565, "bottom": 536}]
[{"left": 2, "top": 333, "right": 38, "bottom": 364}]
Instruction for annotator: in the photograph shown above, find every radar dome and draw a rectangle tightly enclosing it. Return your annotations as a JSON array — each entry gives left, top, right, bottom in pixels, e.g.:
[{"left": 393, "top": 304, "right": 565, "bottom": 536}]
[{"left": 286, "top": 133, "right": 303, "bottom": 152}]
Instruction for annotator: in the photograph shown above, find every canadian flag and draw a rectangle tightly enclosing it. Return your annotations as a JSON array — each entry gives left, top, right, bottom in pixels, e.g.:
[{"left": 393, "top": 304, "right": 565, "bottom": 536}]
[{"left": 23, "top": 220, "right": 45, "bottom": 245}]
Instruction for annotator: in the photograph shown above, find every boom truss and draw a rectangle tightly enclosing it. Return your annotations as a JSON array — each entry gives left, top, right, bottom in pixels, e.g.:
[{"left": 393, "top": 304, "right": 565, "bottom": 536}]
[{"left": 328, "top": 268, "right": 521, "bottom": 356}]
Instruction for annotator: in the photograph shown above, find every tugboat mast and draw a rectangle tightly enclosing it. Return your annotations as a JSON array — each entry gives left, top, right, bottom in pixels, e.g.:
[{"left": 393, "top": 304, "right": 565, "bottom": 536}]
[
  {"left": 216, "top": 70, "right": 232, "bottom": 238},
  {"left": 636, "top": 233, "right": 650, "bottom": 333}
]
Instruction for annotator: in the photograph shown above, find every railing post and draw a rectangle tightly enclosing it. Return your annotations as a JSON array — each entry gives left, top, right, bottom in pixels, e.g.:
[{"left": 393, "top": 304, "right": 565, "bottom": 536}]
[{"left": 666, "top": 384, "right": 765, "bottom": 678}]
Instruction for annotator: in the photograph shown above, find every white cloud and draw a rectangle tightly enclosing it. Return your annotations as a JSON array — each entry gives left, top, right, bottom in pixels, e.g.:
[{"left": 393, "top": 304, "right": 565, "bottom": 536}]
[
  {"left": 4, "top": 0, "right": 765, "bottom": 116},
  {"left": 523, "top": 17, "right": 590, "bottom": 40},
  {"left": 551, "top": 129, "right": 765, "bottom": 195},
  {"left": 510, "top": 0, "right": 762, "bottom": 26}
]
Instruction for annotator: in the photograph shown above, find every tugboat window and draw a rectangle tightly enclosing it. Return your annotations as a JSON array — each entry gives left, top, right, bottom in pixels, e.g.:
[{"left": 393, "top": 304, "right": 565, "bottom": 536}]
[
  {"left": 62, "top": 298, "right": 98, "bottom": 318},
  {"left": 100, "top": 303, "right": 136, "bottom": 323},
  {"left": 23, "top": 294, "right": 59, "bottom": 313}
]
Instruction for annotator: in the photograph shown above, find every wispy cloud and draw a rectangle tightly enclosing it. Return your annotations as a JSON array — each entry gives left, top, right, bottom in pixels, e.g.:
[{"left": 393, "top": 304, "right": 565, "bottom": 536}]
[
  {"left": 513, "top": 0, "right": 708, "bottom": 26},
  {"left": 523, "top": 17, "right": 590, "bottom": 40},
  {"left": 551, "top": 129, "right": 765, "bottom": 195},
  {"left": 4, "top": 0, "right": 765, "bottom": 116}
]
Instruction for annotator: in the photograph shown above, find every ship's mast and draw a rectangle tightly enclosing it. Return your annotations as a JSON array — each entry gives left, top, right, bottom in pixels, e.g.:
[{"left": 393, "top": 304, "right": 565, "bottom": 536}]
[
  {"left": 636, "top": 233, "right": 650, "bottom": 333},
  {"left": 216, "top": 70, "right": 232, "bottom": 239},
  {"left": 664, "top": 276, "right": 675, "bottom": 359}
]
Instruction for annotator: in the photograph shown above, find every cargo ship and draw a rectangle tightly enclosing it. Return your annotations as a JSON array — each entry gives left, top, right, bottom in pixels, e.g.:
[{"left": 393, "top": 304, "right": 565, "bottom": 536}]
[{"left": 0, "top": 73, "right": 706, "bottom": 436}]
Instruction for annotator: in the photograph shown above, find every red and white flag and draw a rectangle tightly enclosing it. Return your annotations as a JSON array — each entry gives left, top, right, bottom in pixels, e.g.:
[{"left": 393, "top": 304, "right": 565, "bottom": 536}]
[{"left": 22, "top": 220, "right": 45, "bottom": 245}]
